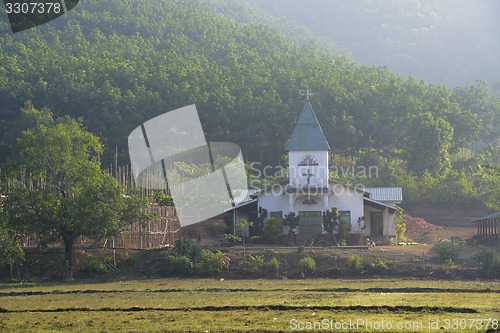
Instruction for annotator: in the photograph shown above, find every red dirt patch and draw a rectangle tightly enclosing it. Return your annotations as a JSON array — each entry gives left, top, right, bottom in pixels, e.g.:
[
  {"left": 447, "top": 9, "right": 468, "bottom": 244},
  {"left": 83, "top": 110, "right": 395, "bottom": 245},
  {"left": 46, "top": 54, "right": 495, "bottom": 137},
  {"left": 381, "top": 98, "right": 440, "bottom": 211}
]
[{"left": 403, "top": 214, "right": 443, "bottom": 242}]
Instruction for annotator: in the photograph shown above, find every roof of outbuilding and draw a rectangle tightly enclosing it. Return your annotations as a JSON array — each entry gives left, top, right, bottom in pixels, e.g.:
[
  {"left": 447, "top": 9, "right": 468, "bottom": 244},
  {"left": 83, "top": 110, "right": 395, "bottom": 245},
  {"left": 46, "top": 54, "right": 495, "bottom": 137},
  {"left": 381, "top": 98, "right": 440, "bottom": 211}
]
[
  {"left": 364, "top": 187, "right": 403, "bottom": 202},
  {"left": 286, "top": 101, "right": 330, "bottom": 151},
  {"left": 472, "top": 211, "right": 500, "bottom": 222},
  {"left": 364, "top": 197, "right": 398, "bottom": 212}
]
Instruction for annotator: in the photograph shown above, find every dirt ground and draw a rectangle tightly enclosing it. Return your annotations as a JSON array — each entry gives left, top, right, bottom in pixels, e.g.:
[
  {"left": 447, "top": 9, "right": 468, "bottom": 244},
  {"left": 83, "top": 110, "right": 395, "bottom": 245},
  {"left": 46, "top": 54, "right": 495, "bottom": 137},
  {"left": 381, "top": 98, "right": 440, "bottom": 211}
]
[
  {"left": 408, "top": 226, "right": 478, "bottom": 244},
  {"left": 406, "top": 202, "right": 491, "bottom": 227},
  {"left": 372, "top": 244, "right": 432, "bottom": 255}
]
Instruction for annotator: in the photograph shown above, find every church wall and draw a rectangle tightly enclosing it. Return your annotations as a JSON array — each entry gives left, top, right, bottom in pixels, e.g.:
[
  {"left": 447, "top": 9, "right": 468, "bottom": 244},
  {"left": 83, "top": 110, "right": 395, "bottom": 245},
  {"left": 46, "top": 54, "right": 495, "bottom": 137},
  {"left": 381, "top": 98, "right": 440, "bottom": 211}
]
[
  {"left": 288, "top": 150, "right": 329, "bottom": 187},
  {"left": 258, "top": 192, "right": 289, "bottom": 218},
  {"left": 328, "top": 191, "right": 364, "bottom": 233},
  {"left": 292, "top": 195, "right": 325, "bottom": 211}
]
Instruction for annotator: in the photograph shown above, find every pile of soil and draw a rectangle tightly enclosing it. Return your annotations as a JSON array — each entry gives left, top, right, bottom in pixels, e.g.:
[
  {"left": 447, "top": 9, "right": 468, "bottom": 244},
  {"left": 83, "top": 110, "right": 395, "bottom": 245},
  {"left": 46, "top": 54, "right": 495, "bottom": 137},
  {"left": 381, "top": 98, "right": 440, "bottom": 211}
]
[{"left": 402, "top": 214, "right": 443, "bottom": 242}]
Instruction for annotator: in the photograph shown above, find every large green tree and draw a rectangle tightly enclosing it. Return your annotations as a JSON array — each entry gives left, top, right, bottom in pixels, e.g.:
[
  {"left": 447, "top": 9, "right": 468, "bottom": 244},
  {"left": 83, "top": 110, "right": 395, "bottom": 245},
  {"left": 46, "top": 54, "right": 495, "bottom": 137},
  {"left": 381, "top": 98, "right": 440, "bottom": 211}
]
[
  {"left": 0, "top": 179, "right": 25, "bottom": 280},
  {"left": 404, "top": 112, "right": 453, "bottom": 176},
  {"left": 476, "top": 141, "right": 500, "bottom": 211},
  {"left": 3, "top": 117, "right": 146, "bottom": 281}
]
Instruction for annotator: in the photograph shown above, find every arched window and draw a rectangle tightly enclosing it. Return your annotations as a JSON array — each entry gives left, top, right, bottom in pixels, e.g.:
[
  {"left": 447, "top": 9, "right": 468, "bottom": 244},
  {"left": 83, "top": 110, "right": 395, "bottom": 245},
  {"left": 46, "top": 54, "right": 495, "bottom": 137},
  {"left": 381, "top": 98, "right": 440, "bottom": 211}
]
[{"left": 298, "top": 155, "right": 318, "bottom": 166}]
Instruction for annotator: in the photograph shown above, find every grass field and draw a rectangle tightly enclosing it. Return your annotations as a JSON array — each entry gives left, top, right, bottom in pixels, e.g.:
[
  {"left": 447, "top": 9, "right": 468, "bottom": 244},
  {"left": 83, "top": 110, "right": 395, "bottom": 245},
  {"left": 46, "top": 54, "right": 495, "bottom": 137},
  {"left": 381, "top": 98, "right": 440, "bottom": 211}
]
[{"left": 0, "top": 278, "right": 498, "bottom": 332}]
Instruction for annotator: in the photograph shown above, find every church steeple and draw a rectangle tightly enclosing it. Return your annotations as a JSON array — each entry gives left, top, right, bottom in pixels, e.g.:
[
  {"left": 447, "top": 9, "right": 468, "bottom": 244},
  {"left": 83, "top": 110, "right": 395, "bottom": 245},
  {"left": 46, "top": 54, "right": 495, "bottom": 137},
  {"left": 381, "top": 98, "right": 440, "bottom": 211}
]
[
  {"left": 287, "top": 99, "right": 330, "bottom": 152},
  {"left": 287, "top": 97, "right": 330, "bottom": 188}
]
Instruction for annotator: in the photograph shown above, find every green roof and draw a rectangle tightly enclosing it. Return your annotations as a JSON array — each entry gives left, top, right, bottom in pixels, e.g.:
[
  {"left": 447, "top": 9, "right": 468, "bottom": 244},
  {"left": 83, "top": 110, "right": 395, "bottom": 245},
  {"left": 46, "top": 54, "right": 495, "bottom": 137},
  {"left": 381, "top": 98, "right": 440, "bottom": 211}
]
[
  {"left": 472, "top": 211, "right": 500, "bottom": 222},
  {"left": 364, "top": 187, "right": 403, "bottom": 202},
  {"left": 286, "top": 101, "right": 330, "bottom": 151}
]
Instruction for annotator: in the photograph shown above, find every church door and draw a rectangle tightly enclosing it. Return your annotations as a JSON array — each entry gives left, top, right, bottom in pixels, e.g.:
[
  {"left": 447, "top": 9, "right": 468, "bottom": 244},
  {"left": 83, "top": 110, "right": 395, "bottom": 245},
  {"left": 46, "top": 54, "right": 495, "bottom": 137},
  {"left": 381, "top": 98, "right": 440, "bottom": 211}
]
[{"left": 298, "top": 211, "right": 322, "bottom": 244}]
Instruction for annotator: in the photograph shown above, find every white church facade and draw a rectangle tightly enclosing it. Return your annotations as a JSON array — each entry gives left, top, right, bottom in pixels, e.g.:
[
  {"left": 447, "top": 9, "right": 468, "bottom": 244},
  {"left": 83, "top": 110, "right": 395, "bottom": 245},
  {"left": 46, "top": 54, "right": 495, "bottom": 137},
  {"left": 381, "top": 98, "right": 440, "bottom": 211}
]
[{"left": 229, "top": 99, "right": 402, "bottom": 245}]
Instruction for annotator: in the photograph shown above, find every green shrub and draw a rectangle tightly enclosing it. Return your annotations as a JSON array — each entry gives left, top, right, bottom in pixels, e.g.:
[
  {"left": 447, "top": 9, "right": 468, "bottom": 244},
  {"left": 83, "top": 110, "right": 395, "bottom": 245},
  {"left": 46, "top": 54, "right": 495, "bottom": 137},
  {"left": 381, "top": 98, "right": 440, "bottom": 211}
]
[
  {"left": 369, "top": 258, "right": 388, "bottom": 273},
  {"left": 443, "top": 259, "right": 458, "bottom": 274},
  {"left": 152, "top": 255, "right": 194, "bottom": 277},
  {"left": 173, "top": 255, "right": 193, "bottom": 276},
  {"left": 338, "top": 221, "right": 351, "bottom": 244},
  {"left": 174, "top": 238, "right": 201, "bottom": 261},
  {"left": 376, "top": 258, "right": 387, "bottom": 270},
  {"left": 0, "top": 227, "right": 25, "bottom": 279},
  {"left": 431, "top": 239, "right": 465, "bottom": 261},
  {"left": 267, "top": 257, "right": 280, "bottom": 276},
  {"left": 263, "top": 217, "right": 283, "bottom": 244},
  {"left": 349, "top": 254, "right": 362, "bottom": 273},
  {"left": 212, "top": 250, "right": 230, "bottom": 272},
  {"left": 472, "top": 247, "right": 500, "bottom": 277},
  {"left": 151, "top": 255, "right": 176, "bottom": 277},
  {"left": 193, "top": 249, "right": 230, "bottom": 275},
  {"left": 298, "top": 256, "right": 316, "bottom": 274},
  {"left": 80, "top": 254, "right": 107, "bottom": 276},
  {"left": 395, "top": 222, "right": 407, "bottom": 242},
  {"left": 241, "top": 255, "right": 265, "bottom": 273}
]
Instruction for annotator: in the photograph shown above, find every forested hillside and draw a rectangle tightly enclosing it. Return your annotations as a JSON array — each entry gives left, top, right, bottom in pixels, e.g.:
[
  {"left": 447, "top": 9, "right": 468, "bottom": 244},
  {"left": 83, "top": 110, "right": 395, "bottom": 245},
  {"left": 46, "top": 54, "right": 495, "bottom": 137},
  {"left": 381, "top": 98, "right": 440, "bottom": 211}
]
[
  {"left": 248, "top": 0, "right": 500, "bottom": 88},
  {"left": 205, "top": 0, "right": 351, "bottom": 58},
  {"left": 0, "top": 0, "right": 498, "bottom": 209}
]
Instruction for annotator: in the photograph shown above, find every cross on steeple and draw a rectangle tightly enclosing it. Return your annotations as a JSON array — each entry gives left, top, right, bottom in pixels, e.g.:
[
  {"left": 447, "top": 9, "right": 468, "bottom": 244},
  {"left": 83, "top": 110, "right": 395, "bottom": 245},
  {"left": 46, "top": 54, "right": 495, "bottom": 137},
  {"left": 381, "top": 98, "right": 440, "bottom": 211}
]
[
  {"left": 302, "top": 168, "right": 314, "bottom": 185},
  {"left": 301, "top": 89, "right": 314, "bottom": 101}
]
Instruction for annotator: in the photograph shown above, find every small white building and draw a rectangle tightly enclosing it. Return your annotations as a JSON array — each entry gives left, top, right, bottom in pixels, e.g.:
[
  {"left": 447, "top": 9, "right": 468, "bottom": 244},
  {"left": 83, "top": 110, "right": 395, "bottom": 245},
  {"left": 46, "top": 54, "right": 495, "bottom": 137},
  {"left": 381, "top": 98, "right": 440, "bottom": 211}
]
[{"left": 228, "top": 99, "right": 402, "bottom": 244}]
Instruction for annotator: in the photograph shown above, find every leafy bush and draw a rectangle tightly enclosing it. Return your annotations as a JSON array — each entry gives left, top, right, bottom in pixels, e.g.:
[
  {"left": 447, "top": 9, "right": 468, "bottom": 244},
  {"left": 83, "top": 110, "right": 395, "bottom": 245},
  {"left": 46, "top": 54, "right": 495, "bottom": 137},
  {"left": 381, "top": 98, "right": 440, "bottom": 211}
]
[
  {"left": 154, "top": 245, "right": 230, "bottom": 277},
  {"left": 395, "top": 221, "right": 407, "bottom": 242},
  {"left": 338, "top": 221, "right": 351, "bottom": 244},
  {"left": 472, "top": 247, "right": 500, "bottom": 277},
  {"left": 283, "top": 212, "right": 299, "bottom": 233},
  {"left": 213, "top": 250, "right": 231, "bottom": 272},
  {"left": 151, "top": 255, "right": 193, "bottom": 277},
  {"left": 376, "top": 258, "right": 387, "bottom": 270},
  {"left": 151, "top": 255, "right": 176, "bottom": 277},
  {"left": 267, "top": 257, "right": 280, "bottom": 276},
  {"left": 263, "top": 217, "right": 283, "bottom": 244},
  {"left": 349, "top": 254, "right": 362, "bottom": 273},
  {"left": 431, "top": 239, "right": 465, "bottom": 261},
  {"left": 369, "top": 258, "right": 388, "bottom": 273},
  {"left": 443, "top": 259, "right": 458, "bottom": 274},
  {"left": 174, "top": 238, "right": 201, "bottom": 261},
  {"left": 298, "top": 256, "right": 316, "bottom": 274},
  {"left": 0, "top": 227, "right": 25, "bottom": 279},
  {"left": 193, "top": 249, "right": 230, "bottom": 275},
  {"left": 172, "top": 255, "right": 193, "bottom": 276},
  {"left": 241, "top": 255, "right": 265, "bottom": 273},
  {"left": 80, "top": 254, "right": 108, "bottom": 276}
]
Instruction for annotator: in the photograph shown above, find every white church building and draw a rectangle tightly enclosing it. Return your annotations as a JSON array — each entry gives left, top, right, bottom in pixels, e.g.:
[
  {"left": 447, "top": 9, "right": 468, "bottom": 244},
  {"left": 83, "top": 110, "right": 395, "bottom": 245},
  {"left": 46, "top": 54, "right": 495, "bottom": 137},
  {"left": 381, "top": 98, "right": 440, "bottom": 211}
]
[{"left": 229, "top": 98, "right": 402, "bottom": 244}]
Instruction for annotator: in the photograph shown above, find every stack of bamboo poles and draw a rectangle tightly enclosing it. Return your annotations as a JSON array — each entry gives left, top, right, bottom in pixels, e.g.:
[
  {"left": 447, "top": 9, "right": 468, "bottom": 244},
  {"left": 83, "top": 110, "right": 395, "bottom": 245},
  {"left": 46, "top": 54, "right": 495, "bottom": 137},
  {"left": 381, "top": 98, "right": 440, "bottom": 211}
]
[
  {"left": 109, "top": 162, "right": 181, "bottom": 249},
  {"left": 111, "top": 204, "right": 180, "bottom": 249},
  {"left": 1, "top": 160, "right": 182, "bottom": 249}
]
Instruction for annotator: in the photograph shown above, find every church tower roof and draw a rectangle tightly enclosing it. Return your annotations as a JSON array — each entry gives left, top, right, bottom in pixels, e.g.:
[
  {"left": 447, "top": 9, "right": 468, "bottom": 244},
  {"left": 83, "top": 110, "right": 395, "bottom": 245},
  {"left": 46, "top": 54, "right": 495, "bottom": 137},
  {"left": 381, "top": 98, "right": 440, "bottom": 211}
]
[{"left": 286, "top": 100, "right": 330, "bottom": 151}]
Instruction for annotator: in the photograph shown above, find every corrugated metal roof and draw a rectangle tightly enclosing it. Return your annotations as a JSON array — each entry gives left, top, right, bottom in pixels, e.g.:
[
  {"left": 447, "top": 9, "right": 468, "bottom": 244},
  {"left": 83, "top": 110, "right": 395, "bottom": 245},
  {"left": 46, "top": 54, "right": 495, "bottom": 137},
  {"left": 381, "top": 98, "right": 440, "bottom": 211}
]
[
  {"left": 364, "top": 187, "right": 403, "bottom": 202},
  {"left": 286, "top": 101, "right": 330, "bottom": 151},
  {"left": 224, "top": 198, "right": 257, "bottom": 212},
  {"left": 232, "top": 189, "right": 260, "bottom": 205},
  {"left": 364, "top": 197, "right": 398, "bottom": 212},
  {"left": 224, "top": 189, "right": 260, "bottom": 212},
  {"left": 472, "top": 211, "right": 500, "bottom": 222}
]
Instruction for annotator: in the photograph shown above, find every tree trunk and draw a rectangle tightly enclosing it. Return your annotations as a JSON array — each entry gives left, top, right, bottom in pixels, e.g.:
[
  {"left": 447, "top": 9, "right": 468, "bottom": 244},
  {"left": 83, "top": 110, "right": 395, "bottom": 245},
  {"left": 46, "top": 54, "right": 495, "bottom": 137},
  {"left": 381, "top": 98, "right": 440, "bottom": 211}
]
[{"left": 62, "top": 235, "right": 75, "bottom": 281}]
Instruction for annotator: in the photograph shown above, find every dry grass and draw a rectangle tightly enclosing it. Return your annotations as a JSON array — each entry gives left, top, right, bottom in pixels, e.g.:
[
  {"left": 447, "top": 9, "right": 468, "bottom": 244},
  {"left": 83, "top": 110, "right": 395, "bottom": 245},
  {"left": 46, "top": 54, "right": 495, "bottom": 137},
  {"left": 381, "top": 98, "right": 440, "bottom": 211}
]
[{"left": 0, "top": 278, "right": 498, "bottom": 332}]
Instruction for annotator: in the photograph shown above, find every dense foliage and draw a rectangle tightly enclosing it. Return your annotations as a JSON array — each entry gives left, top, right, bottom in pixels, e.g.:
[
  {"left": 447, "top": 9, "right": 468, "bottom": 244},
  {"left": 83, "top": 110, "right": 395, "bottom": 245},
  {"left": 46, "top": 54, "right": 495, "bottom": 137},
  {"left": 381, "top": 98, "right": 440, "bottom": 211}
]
[
  {"left": 431, "top": 239, "right": 466, "bottom": 261},
  {"left": 0, "top": 0, "right": 498, "bottom": 210},
  {"left": 2, "top": 117, "right": 147, "bottom": 280}
]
